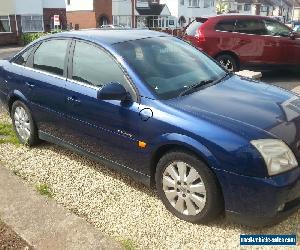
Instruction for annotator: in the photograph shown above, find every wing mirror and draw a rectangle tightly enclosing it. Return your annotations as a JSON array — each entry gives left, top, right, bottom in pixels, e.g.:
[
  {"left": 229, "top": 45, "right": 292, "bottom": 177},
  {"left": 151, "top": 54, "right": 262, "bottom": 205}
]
[{"left": 97, "top": 82, "right": 131, "bottom": 102}]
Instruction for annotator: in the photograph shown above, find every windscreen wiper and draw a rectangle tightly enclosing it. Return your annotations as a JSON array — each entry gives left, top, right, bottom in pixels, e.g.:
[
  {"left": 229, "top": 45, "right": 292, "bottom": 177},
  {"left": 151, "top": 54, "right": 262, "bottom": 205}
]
[{"left": 179, "top": 79, "right": 214, "bottom": 97}]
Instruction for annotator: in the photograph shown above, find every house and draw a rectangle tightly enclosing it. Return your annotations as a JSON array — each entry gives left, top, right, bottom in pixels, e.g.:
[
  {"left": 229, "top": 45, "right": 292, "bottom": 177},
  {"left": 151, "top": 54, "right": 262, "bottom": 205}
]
[
  {"left": 159, "top": 0, "right": 217, "bottom": 27},
  {"left": 135, "top": 1, "right": 174, "bottom": 29},
  {"left": 66, "top": 0, "right": 173, "bottom": 29},
  {"left": 225, "top": 0, "right": 297, "bottom": 22},
  {"left": 66, "top": 0, "right": 112, "bottom": 29},
  {"left": 0, "top": 0, "right": 67, "bottom": 45}
]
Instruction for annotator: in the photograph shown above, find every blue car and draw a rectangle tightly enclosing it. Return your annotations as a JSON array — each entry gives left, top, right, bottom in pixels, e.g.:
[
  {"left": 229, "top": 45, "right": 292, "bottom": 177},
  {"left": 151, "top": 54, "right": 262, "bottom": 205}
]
[{"left": 0, "top": 30, "right": 299, "bottom": 226}]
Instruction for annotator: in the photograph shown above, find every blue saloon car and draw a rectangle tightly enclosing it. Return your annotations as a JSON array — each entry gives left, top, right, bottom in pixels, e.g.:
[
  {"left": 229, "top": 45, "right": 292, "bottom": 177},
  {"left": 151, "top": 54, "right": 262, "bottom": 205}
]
[{"left": 0, "top": 30, "right": 299, "bottom": 226}]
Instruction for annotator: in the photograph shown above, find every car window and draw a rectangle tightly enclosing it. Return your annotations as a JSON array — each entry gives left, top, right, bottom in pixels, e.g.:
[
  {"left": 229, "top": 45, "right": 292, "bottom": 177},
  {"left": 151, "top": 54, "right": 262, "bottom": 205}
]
[
  {"left": 33, "top": 39, "right": 68, "bottom": 76},
  {"left": 215, "top": 19, "right": 236, "bottom": 32},
  {"left": 235, "top": 19, "right": 267, "bottom": 35},
  {"left": 264, "top": 19, "right": 291, "bottom": 37},
  {"left": 13, "top": 46, "right": 35, "bottom": 66},
  {"left": 71, "top": 41, "right": 129, "bottom": 89},
  {"left": 114, "top": 36, "right": 226, "bottom": 100},
  {"left": 185, "top": 21, "right": 203, "bottom": 36}
]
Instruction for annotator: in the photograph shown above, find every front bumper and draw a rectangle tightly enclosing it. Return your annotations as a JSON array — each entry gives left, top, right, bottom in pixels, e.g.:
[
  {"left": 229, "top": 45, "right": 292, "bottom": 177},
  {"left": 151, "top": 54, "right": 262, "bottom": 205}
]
[{"left": 214, "top": 167, "right": 300, "bottom": 226}]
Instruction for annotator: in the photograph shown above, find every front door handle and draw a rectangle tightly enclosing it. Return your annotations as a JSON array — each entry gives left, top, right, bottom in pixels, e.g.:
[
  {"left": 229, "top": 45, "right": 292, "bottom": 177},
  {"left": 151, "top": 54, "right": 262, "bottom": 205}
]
[{"left": 25, "top": 82, "right": 35, "bottom": 89}]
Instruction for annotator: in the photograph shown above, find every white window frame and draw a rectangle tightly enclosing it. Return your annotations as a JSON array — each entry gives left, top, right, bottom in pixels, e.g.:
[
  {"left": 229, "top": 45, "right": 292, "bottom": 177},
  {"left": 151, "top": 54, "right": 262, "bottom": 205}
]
[
  {"left": 21, "top": 15, "right": 44, "bottom": 33},
  {"left": 188, "top": 0, "right": 200, "bottom": 7},
  {"left": 0, "top": 15, "right": 12, "bottom": 33}
]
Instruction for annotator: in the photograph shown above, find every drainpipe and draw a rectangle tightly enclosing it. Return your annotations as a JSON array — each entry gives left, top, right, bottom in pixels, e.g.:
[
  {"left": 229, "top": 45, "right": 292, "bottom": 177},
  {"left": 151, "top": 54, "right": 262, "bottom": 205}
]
[
  {"left": 132, "top": 0, "right": 136, "bottom": 28},
  {"left": 15, "top": 14, "right": 19, "bottom": 36}
]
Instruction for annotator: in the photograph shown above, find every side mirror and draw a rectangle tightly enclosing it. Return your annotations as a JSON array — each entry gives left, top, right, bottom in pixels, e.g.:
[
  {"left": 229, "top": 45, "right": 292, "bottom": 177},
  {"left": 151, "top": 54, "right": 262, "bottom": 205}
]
[{"left": 97, "top": 82, "right": 130, "bottom": 101}]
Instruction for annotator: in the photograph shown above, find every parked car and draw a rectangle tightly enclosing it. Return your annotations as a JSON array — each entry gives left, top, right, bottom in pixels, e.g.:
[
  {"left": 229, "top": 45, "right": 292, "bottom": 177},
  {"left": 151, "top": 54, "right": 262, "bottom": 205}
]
[
  {"left": 183, "top": 15, "right": 300, "bottom": 72},
  {"left": 0, "top": 30, "right": 300, "bottom": 226},
  {"left": 100, "top": 24, "right": 126, "bottom": 29}
]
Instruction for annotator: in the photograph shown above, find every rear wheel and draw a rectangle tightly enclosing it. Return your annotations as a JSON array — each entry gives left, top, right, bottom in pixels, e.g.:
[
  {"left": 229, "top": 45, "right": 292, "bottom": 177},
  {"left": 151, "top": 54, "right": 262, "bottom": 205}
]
[
  {"left": 216, "top": 54, "right": 239, "bottom": 72},
  {"left": 155, "top": 151, "right": 224, "bottom": 223},
  {"left": 11, "top": 101, "right": 39, "bottom": 146}
]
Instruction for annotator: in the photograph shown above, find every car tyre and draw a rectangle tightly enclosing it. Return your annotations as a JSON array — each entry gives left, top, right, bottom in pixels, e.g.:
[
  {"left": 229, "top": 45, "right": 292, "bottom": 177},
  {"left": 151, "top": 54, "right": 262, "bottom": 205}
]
[
  {"left": 155, "top": 150, "right": 224, "bottom": 223},
  {"left": 216, "top": 54, "right": 239, "bottom": 72},
  {"left": 11, "top": 100, "right": 39, "bottom": 146}
]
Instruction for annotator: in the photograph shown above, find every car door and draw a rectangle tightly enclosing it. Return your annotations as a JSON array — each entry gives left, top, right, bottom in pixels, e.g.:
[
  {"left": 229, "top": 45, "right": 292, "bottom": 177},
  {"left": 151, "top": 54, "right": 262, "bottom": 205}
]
[
  {"left": 234, "top": 18, "right": 280, "bottom": 65},
  {"left": 64, "top": 40, "right": 146, "bottom": 173},
  {"left": 21, "top": 38, "right": 71, "bottom": 139},
  {"left": 264, "top": 19, "right": 300, "bottom": 65}
]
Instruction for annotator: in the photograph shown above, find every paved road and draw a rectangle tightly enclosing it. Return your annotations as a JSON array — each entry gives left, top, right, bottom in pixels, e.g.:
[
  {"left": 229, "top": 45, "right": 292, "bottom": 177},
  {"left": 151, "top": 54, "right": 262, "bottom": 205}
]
[
  {"left": 0, "top": 45, "right": 299, "bottom": 91},
  {"left": 0, "top": 46, "right": 23, "bottom": 60}
]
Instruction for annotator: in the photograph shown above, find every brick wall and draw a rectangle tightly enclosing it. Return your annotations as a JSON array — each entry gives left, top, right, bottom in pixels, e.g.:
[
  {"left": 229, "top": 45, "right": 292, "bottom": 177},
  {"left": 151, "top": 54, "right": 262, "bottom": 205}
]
[
  {"left": 43, "top": 8, "right": 67, "bottom": 32},
  {"left": 66, "top": 11, "right": 97, "bottom": 29},
  {"left": 94, "top": 0, "right": 112, "bottom": 27},
  {"left": 0, "top": 15, "right": 21, "bottom": 46}
]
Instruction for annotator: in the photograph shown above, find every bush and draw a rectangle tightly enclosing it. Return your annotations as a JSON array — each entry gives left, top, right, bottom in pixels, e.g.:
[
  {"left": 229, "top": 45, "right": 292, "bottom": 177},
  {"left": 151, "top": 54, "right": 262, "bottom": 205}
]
[{"left": 21, "top": 32, "right": 46, "bottom": 45}]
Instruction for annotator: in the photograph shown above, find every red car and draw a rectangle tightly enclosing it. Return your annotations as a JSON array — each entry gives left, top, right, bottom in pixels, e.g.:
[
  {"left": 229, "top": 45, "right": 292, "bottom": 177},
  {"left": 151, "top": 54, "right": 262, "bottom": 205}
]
[{"left": 183, "top": 15, "right": 300, "bottom": 72}]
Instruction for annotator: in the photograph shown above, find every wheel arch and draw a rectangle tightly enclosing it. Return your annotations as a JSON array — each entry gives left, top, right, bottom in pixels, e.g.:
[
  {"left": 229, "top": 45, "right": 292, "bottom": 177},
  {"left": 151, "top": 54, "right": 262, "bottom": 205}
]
[
  {"left": 149, "top": 134, "right": 221, "bottom": 186},
  {"left": 7, "top": 90, "right": 29, "bottom": 114}
]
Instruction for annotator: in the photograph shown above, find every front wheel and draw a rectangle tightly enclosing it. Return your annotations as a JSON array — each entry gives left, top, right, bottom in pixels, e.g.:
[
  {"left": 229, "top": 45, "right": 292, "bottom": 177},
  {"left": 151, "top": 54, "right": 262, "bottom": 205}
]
[
  {"left": 11, "top": 100, "right": 39, "bottom": 146},
  {"left": 155, "top": 151, "right": 224, "bottom": 224}
]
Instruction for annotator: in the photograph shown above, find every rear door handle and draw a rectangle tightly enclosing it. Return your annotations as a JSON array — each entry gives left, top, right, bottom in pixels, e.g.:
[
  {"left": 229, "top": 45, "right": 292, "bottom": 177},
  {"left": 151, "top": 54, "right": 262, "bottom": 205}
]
[{"left": 25, "top": 82, "right": 35, "bottom": 89}]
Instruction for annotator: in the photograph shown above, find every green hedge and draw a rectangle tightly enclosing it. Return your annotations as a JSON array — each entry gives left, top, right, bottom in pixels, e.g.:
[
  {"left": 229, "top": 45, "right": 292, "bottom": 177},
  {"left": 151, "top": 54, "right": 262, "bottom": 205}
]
[
  {"left": 21, "top": 30, "right": 63, "bottom": 45},
  {"left": 21, "top": 33, "right": 46, "bottom": 45}
]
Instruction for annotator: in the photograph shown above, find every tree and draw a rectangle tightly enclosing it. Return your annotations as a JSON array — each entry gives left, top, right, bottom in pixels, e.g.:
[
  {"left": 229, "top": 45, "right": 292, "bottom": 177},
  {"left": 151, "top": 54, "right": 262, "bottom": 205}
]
[{"left": 216, "top": 0, "right": 229, "bottom": 14}]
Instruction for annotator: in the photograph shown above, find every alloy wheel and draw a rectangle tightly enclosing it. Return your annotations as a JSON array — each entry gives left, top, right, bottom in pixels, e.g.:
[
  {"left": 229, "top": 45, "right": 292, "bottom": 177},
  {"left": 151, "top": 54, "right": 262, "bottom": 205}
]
[
  {"left": 14, "top": 106, "right": 31, "bottom": 141},
  {"left": 162, "top": 161, "right": 207, "bottom": 216},
  {"left": 219, "top": 59, "right": 234, "bottom": 72}
]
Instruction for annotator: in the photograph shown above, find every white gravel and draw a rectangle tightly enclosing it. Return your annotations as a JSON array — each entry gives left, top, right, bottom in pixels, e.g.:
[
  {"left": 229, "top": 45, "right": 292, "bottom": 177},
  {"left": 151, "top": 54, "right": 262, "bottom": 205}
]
[{"left": 0, "top": 111, "right": 299, "bottom": 249}]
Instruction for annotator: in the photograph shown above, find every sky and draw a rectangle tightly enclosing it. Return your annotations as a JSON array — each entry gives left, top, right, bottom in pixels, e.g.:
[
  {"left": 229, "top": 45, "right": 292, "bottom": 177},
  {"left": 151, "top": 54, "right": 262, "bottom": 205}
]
[{"left": 160, "top": 0, "right": 178, "bottom": 17}]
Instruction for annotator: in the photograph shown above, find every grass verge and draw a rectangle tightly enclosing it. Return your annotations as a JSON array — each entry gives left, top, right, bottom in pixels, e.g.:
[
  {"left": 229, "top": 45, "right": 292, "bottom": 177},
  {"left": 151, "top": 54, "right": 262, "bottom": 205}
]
[{"left": 0, "top": 123, "right": 20, "bottom": 145}]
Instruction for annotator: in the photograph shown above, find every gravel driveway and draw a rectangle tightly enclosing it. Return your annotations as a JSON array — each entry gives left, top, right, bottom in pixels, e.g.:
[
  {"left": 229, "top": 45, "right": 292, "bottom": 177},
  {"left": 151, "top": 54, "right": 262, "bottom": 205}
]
[{"left": 0, "top": 111, "right": 299, "bottom": 249}]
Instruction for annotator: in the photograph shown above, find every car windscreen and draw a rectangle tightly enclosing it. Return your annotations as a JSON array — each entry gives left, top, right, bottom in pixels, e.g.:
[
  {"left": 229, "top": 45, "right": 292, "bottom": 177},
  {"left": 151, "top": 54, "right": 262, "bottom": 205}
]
[{"left": 113, "top": 36, "right": 226, "bottom": 100}]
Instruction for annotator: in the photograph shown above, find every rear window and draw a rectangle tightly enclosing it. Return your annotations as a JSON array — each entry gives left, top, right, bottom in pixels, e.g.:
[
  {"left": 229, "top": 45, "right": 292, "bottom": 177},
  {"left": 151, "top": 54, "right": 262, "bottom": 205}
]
[
  {"left": 215, "top": 19, "right": 236, "bottom": 32},
  {"left": 185, "top": 21, "right": 204, "bottom": 36},
  {"left": 235, "top": 19, "right": 267, "bottom": 35}
]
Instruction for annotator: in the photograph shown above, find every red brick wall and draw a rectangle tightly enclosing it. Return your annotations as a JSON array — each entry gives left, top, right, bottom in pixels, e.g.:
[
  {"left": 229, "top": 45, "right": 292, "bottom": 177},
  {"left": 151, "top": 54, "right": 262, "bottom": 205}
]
[
  {"left": 43, "top": 8, "right": 67, "bottom": 32},
  {"left": 94, "top": 0, "right": 112, "bottom": 27},
  {"left": 66, "top": 11, "right": 97, "bottom": 29},
  {"left": 0, "top": 15, "right": 21, "bottom": 46}
]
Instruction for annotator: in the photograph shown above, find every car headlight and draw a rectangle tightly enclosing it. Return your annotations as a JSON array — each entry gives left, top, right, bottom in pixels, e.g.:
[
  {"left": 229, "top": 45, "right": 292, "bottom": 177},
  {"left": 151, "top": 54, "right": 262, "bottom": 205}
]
[{"left": 251, "top": 139, "right": 298, "bottom": 176}]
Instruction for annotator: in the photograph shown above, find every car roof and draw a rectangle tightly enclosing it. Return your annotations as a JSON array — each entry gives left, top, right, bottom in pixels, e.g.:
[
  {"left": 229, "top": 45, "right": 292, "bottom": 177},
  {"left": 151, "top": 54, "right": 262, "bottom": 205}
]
[
  {"left": 205, "top": 14, "right": 275, "bottom": 20},
  {"left": 49, "top": 29, "right": 170, "bottom": 46}
]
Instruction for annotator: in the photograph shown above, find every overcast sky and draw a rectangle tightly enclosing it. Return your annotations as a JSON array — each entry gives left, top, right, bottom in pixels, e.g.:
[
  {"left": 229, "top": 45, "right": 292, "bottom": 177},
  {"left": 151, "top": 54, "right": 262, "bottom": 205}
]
[{"left": 160, "top": 0, "right": 178, "bottom": 17}]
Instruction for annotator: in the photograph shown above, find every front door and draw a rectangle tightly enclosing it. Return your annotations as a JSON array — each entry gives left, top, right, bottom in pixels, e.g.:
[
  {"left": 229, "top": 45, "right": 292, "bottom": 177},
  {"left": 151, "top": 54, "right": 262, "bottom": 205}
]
[
  {"left": 234, "top": 18, "right": 280, "bottom": 65},
  {"left": 64, "top": 40, "right": 146, "bottom": 173},
  {"left": 264, "top": 19, "right": 300, "bottom": 65}
]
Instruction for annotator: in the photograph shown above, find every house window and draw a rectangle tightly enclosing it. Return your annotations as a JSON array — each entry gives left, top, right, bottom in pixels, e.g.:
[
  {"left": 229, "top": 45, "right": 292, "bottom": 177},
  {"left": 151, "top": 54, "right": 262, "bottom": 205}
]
[
  {"left": 189, "top": 0, "right": 200, "bottom": 7},
  {"left": 237, "top": 4, "right": 243, "bottom": 11},
  {"left": 0, "top": 15, "right": 11, "bottom": 33},
  {"left": 180, "top": 0, "right": 184, "bottom": 5},
  {"left": 113, "top": 16, "right": 132, "bottom": 28},
  {"left": 67, "top": 0, "right": 71, "bottom": 5},
  {"left": 261, "top": 5, "right": 268, "bottom": 12},
  {"left": 244, "top": 4, "right": 251, "bottom": 11},
  {"left": 21, "top": 15, "right": 44, "bottom": 33}
]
